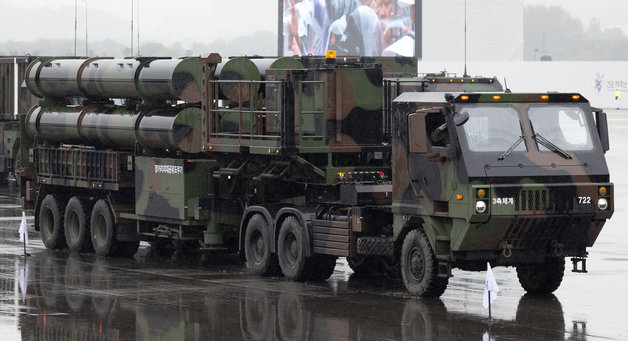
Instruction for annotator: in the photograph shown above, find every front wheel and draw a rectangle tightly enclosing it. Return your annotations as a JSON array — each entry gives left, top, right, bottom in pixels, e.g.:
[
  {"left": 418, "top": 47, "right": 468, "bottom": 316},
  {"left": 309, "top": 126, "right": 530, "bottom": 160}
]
[
  {"left": 400, "top": 229, "right": 448, "bottom": 297},
  {"left": 516, "top": 257, "right": 565, "bottom": 294}
]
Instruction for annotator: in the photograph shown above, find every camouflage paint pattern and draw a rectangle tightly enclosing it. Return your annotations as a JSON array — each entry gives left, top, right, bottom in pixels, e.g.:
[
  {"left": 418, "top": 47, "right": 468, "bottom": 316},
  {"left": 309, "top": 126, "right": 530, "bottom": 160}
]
[
  {"left": 391, "top": 91, "right": 613, "bottom": 266},
  {"left": 134, "top": 156, "right": 209, "bottom": 222}
]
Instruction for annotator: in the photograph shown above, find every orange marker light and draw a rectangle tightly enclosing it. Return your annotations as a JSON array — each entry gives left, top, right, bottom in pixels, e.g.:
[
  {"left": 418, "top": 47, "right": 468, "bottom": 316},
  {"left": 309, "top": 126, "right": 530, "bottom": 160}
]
[
  {"left": 599, "top": 187, "right": 607, "bottom": 195},
  {"left": 461, "top": 95, "right": 469, "bottom": 100},
  {"left": 325, "top": 50, "right": 337, "bottom": 59},
  {"left": 572, "top": 95, "right": 581, "bottom": 100},
  {"left": 541, "top": 95, "right": 549, "bottom": 100},
  {"left": 456, "top": 194, "right": 463, "bottom": 200},
  {"left": 493, "top": 95, "right": 501, "bottom": 100},
  {"left": 477, "top": 189, "right": 486, "bottom": 197}
]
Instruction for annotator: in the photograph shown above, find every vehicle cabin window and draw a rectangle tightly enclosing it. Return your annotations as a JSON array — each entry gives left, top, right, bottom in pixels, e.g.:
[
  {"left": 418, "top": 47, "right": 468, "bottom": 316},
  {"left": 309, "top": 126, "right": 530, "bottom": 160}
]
[
  {"left": 426, "top": 112, "right": 448, "bottom": 147},
  {"left": 460, "top": 106, "right": 525, "bottom": 152},
  {"left": 528, "top": 105, "right": 594, "bottom": 151}
]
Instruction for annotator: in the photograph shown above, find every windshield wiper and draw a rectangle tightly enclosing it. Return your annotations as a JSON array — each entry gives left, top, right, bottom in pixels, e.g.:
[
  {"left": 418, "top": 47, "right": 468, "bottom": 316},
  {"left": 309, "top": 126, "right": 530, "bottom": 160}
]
[
  {"left": 534, "top": 134, "right": 572, "bottom": 159},
  {"left": 498, "top": 136, "right": 525, "bottom": 161}
]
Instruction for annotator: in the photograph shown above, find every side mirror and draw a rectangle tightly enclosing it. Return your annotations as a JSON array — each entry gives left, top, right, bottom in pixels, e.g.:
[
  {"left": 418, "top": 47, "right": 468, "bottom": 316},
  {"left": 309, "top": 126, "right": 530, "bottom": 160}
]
[
  {"left": 594, "top": 109, "right": 610, "bottom": 152},
  {"left": 453, "top": 111, "right": 470, "bottom": 127}
]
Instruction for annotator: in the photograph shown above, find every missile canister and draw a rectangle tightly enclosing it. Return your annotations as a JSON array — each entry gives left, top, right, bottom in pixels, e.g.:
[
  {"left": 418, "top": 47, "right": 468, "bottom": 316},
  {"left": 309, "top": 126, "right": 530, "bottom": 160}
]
[
  {"left": 215, "top": 57, "right": 304, "bottom": 102},
  {"left": 25, "top": 105, "right": 202, "bottom": 154},
  {"left": 26, "top": 57, "right": 202, "bottom": 103}
]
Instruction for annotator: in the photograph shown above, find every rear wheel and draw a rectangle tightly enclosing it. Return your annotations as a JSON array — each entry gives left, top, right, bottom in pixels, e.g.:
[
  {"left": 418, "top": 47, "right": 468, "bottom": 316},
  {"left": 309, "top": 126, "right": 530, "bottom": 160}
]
[
  {"left": 64, "top": 197, "right": 93, "bottom": 253},
  {"left": 516, "top": 257, "right": 565, "bottom": 294},
  {"left": 400, "top": 229, "right": 448, "bottom": 297},
  {"left": 90, "top": 199, "right": 117, "bottom": 257},
  {"left": 278, "top": 216, "right": 307, "bottom": 281},
  {"left": 244, "top": 214, "right": 278, "bottom": 276},
  {"left": 40, "top": 194, "right": 66, "bottom": 250}
]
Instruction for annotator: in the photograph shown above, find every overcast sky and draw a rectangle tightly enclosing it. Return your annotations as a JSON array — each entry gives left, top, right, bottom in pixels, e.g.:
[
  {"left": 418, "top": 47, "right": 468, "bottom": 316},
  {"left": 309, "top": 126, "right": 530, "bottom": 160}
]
[{"left": 1, "top": 0, "right": 627, "bottom": 46}]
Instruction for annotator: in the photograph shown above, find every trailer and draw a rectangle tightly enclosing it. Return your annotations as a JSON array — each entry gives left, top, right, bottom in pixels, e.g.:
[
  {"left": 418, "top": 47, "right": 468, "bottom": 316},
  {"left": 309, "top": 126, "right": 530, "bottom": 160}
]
[{"left": 21, "top": 53, "right": 613, "bottom": 296}]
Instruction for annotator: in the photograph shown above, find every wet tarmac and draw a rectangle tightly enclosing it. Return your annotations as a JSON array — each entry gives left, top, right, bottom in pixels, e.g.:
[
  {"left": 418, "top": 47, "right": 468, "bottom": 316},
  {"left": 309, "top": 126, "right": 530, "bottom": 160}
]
[{"left": 0, "top": 110, "right": 627, "bottom": 340}]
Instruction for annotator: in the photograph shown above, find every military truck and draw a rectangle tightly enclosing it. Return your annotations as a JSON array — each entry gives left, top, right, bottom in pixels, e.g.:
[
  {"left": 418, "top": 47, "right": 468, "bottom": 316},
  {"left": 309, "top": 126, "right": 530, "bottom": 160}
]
[
  {"left": 20, "top": 54, "right": 613, "bottom": 297},
  {"left": 0, "top": 56, "right": 38, "bottom": 185}
]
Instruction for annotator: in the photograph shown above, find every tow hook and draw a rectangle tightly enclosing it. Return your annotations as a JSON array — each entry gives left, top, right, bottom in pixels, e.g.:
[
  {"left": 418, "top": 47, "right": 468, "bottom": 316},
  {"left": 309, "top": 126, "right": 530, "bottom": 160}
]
[
  {"left": 571, "top": 257, "right": 588, "bottom": 273},
  {"left": 499, "top": 241, "right": 513, "bottom": 258}
]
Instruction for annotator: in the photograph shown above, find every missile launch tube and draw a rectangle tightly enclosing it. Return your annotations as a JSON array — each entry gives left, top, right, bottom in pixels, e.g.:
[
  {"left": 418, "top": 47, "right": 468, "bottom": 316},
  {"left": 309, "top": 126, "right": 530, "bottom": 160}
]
[
  {"left": 26, "top": 57, "right": 202, "bottom": 103},
  {"left": 25, "top": 105, "right": 202, "bottom": 154}
]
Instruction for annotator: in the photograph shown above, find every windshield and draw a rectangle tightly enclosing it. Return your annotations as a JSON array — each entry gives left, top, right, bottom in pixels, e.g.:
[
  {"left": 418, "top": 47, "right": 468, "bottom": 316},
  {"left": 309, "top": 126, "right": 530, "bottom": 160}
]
[
  {"left": 459, "top": 105, "right": 526, "bottom": 152},
  {"left": 528, "top": 105, "right": 594, "bottom": 151}
]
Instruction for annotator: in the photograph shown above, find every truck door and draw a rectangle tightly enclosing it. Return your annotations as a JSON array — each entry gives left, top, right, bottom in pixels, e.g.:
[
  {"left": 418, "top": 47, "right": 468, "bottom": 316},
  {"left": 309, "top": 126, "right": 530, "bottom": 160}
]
[{"left": 407, "top": 108, "right": 451, "bottom": 210}]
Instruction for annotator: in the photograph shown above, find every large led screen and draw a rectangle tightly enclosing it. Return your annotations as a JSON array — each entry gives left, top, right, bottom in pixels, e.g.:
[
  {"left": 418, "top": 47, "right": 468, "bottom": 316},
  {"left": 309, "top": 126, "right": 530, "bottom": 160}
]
[{"left": 279, "top": 0, "right": 417, "bottom": 57}]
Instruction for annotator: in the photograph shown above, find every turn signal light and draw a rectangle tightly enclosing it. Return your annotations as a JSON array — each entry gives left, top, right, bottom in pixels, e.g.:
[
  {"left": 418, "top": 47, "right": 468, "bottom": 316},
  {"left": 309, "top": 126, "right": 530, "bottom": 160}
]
[
  {"left": 572, "top": 95, "right": 581, "bottom": 100},
  {"left": 599, "top": 187, "right": 608, "bottom": 195},
  {"left": 492, "top": 95, "right": 501, "bottom": 100},
  {"left": 477, "top": 189, "right": 486, "bottom": 198},
  {"left": 461, "top": 95, "right": 469, "bottom": 100},
  {"left": 456, "top": 194, "right": 463, "bottom": 200}
]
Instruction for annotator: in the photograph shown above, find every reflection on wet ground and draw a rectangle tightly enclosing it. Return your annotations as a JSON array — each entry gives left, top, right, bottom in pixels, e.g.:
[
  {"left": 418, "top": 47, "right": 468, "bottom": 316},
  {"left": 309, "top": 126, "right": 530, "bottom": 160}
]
[
  {"left": 2, "top": 110, "right": 628, "bottom": 340},
  {"left": 2, "top": 250, "right": 577, "bottom": 341}
]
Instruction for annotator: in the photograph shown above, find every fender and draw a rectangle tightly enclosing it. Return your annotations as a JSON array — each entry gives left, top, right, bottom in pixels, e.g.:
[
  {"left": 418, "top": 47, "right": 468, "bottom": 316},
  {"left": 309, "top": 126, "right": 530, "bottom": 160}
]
[{"left": 275, "top": 207, "right": 314, "bottom": 257}]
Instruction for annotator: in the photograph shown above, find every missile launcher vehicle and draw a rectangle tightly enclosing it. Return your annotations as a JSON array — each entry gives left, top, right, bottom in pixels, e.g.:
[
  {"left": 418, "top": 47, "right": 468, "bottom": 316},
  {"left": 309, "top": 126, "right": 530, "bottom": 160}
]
[{"left": 20, "top": 53, "right": 613, "bottom": 296}]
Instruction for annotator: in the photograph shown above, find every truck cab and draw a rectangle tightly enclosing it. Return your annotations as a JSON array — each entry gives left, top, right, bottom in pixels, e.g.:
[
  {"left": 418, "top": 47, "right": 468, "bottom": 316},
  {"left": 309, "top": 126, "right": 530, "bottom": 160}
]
[{"left": 391, "top": 91, "right": 613, "bottom": 296}]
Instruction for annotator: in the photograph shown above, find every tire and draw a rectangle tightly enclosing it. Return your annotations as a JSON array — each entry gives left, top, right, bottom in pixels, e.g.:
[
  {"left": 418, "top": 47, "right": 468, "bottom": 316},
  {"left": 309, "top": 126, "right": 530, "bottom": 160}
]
[
  {"left": 277, "top": 216, "right": 307, "bottom": 281},
  {"left": 356, "top": 236, "right": 394, "bottom": 256},
  {"left": 40, "top": 194, "right": 66, "bottom": 250},
  {"left": 64, "top": 197, "right": 93, "bottom": 253},
  {"left": 516, "top": 257, "right": 565, "bottom": 294},
  {"left": 400, "top": 229, "right": 448, "bottom": 297},
  {"left": 307, "top": 255, "right": 337, "bottom": 281},
  {"left": 244, "top": 214, "right": 278, "bottom": 276},
  {"left": 90, "top": 199, "right": 117, "bottom": 257}
]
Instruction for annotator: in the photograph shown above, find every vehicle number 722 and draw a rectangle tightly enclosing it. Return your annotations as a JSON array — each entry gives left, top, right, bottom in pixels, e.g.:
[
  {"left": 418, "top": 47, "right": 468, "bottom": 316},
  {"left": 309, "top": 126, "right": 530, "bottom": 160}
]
[{"left": 578, "top": 196, "right": 591, "bottom": 204}]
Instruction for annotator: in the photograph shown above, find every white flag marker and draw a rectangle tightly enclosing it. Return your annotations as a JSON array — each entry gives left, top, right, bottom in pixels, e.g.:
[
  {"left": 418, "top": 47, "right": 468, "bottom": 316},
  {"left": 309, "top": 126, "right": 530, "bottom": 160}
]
[
  {"left": 483, "top": 262, "right": 499, "bottom": 318},
  {"left": 18, "top": 212, "right": 28, "bottom": 246}
]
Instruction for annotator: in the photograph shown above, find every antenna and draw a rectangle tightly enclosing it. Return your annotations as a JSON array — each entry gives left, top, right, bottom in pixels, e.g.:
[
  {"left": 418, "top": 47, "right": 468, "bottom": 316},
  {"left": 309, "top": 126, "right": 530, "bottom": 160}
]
[
  {"left": 463, "top": 0, "right": 468, "bottom": 77},
  {"left": 74, "top": 0, "right": 77, "bottom": 56},
  {"left": 85, "top": 0, "right": 88, "bottom": 56},
  {"left": 131, "top": 0, "right": 134, "bottom": 57},
  {"left": 137, "top": 0, "right": 140, "bottom": 56}
]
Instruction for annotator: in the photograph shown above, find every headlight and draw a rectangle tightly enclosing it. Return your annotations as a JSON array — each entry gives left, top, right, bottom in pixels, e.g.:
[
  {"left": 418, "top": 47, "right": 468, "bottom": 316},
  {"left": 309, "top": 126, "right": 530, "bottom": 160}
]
[
  {"left": 598, "top": 198, "right": 609, "bottom": 211},
  {"left": 476, "top": 200, "right": 487, "bottom": 213}
]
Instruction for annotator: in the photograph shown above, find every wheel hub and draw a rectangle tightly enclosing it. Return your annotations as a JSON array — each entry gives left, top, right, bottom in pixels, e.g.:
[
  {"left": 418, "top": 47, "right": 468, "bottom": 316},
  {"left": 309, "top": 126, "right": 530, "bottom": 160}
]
[{"left": 409, "top": 247, "right": 425, "bottom": 281}]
